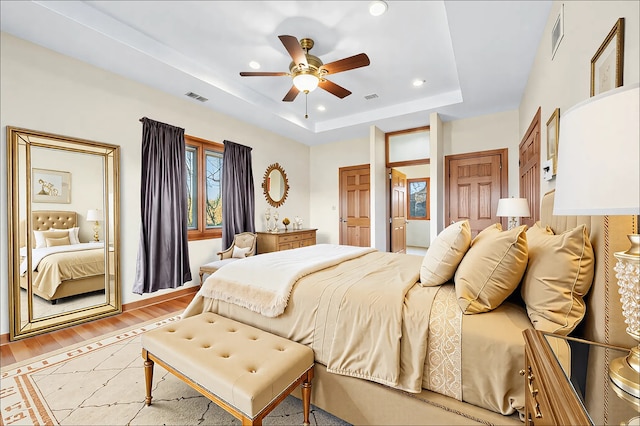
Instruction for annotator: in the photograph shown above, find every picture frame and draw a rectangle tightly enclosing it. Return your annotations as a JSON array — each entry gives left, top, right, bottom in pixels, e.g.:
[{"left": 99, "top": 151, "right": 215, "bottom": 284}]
[
  {"left": 551, "top": 4, "right": 564, "bottom": 59},
  {"left": 32, "top": 168, "right": 71, "bottom": 203},
  {"left": 546, "top": 108, "right": 560, "bottom": 176},
  {"left": 591, "top": 18, "right": 625, "bottom": 97},
  {"left": 407, "top": 177, "right": 430, "bottom": 220}
]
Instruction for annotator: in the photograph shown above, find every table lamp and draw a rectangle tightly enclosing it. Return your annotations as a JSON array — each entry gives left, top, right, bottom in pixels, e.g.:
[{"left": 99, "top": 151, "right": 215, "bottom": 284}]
[
  {"left": 496, "top": 198, "right": 530, "bottom": 230},
  {"left": 86, "top": 209, "right": 103, "bottom": 242},
  {"left": 553, "top": 83, "right": 639, "bottom": 400}
]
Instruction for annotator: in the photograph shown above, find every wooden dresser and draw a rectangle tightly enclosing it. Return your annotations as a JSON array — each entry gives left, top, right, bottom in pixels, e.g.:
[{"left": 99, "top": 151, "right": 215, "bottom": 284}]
[{"left": 256, "top": 229, "right": 317, "bottom": 254}]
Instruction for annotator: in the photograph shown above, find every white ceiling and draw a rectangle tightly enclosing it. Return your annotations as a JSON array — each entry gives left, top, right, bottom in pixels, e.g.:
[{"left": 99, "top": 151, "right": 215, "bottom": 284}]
[{"left": 0, "top": 1, "right": 552, "bottom": 146}]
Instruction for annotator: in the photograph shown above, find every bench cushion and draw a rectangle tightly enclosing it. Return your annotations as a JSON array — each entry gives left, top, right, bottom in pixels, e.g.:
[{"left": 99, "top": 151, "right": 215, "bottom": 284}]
[{"left": 141, "top": 312, "right": 314, "bottom": 418}]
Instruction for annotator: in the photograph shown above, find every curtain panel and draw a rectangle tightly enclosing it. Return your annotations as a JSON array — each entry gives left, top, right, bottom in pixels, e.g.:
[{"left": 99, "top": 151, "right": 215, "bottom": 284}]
[
  {"left": 222, "top": 140, "right": 255, "bottom": 249},
  {"left": 133, "top": 118, "right": 192, "bottom": 294}
]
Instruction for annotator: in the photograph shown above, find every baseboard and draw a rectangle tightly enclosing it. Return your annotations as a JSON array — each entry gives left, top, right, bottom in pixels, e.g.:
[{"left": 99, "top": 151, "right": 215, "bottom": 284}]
[
  {"left": 0, "top": 286, "right": 199, "bottom": 345},
  {"left": 122, "top": 285, "right": 198, "bottom": 312}
]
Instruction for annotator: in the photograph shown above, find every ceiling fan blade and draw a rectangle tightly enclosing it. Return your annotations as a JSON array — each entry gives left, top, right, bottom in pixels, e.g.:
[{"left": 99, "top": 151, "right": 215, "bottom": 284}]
[
  {"left": 320, "top": 53, "right": 370, "bottom": 75},
  {"left": 279, "top": 35, "right": 308, "bottom": 67},
  {"left": 282, "top": 86, "right": 300, "bottom": 102},
  {"left": 240, "top": 72, "right": 289, "bottom": 77},
  {"left": 318, "top": 79, "right": 352, "bottom": 99}
]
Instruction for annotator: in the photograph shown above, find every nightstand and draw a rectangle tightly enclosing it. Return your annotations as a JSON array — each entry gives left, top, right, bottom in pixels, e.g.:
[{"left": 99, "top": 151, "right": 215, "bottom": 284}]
[{"left": 522, "top": 329, "right": 639, "bottom": 425}]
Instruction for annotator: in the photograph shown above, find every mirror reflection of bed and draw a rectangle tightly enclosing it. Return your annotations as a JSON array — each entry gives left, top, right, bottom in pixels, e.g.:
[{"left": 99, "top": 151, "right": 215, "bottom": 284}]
[{"left": 19, "top": 211, "right": 107, "bottom": 326}]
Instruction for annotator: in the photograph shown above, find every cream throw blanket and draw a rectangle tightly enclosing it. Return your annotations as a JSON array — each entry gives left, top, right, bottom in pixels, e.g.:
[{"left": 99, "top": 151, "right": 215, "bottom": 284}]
[{"left": 198, "top": 244, "right": 375, "bottom": 317}]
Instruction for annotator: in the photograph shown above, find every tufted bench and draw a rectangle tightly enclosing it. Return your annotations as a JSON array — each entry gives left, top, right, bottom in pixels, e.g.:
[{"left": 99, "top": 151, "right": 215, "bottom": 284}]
[{"left": 141, "top": 312, "right": 314, "bottom": 425}]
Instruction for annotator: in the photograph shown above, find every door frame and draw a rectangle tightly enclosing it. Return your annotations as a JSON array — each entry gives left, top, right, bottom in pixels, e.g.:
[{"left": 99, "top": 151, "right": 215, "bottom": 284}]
[{"left": 444, "top": 148, "right": 509, "bottom": 230}]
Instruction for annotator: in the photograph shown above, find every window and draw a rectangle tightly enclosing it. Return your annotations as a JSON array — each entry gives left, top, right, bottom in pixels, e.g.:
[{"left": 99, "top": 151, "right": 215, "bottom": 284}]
[
  {"left": 407, "top": 178, "right": 430, "bottom": 220},
  {"left": 185, "top": 135, "right": 223, "bottom": 240}
]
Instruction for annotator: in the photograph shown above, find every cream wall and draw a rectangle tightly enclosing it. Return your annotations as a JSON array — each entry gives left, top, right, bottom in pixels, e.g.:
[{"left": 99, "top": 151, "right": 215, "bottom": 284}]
[
  {"left": 0, "top": 33, "right": 311, "bottom": 335},
  {"left": 444, "top": 109, "right": 520, "bottom": 196},
  {"left": 308, "top": 137, "right": 369, "bottom": 244},
  {"left": 520, "top": 1, "right": 639, "bottom": 196}
]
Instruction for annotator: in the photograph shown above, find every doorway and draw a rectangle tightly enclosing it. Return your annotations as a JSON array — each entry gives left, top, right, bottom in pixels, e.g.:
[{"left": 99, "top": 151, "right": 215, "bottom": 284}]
[
  {"left": 444, "top": 148, "right": 508, "bottom": 237},
  {"left": 338, "top": 164, "right": 371, "bottom": 247}
]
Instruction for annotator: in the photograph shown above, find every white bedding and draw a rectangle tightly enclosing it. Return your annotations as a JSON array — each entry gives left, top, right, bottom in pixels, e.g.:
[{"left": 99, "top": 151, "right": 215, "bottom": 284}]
[
  {"left": 198, "top": 244, "right": 375, "bottom": 317},
  {"left": 20, "top": 242, "right": 104, "bottom": 275}
]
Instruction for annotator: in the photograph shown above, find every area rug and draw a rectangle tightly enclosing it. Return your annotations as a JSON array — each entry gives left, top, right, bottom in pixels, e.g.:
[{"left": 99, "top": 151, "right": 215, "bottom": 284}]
[{"left": 0, "top": 315, "right": 349, "bottom": 425}]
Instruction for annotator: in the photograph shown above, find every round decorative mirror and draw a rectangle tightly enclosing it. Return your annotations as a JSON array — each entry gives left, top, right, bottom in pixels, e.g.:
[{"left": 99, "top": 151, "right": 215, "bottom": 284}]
[{"left": 262, "top": 162, "right": 289, "bottom": 208}]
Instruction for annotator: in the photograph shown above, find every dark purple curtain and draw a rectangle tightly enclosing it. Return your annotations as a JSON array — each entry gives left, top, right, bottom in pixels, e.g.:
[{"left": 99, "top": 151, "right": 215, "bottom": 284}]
[
  {"left": 222, "top": 140, "right": 255, "bottom": 249},
  {"left": 133, "top": 118, "right": 191, "bottom": 294}
]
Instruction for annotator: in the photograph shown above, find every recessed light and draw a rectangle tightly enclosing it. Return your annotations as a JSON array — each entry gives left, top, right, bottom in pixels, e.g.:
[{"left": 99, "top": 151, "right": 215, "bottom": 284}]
[
  {"left": 413, "top": 79, "right": 426, "bottom": 87},
  {"left": 317, "top": 105, "right": 326, "bottom": 111},
  {"left": 249, "top": 61, "right": 260, "bottom": 70},
  {"left": 369, "top": 0, "right": 388, "bottom": 16}
]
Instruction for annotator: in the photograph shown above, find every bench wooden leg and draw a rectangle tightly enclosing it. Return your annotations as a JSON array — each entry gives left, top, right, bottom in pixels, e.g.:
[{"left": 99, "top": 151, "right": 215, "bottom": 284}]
[
  {"left": 302, "top": 370, "right": 313, "bottom": 426},
  {"left": 142, "top": 349, "right": 154, "bottom": 406}
]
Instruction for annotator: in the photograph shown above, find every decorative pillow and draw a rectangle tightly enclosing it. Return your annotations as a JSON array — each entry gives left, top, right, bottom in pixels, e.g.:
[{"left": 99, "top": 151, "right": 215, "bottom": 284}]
[
  {"left": 420, "top": 220, "right": 471, "bottom": 286},
  {"left": 46, "top": 235, "right": 71, "bottom": 247},
  {"left": 34, "top": 229, "right": 68, "bottom": 248},
  {"left": 454, "top": 223, "right": 528, "bottom": 314},
  {"left": 232, "top": 246, "right": 251, "bottom": 259},
  {"left": 521, "top": 223, "right": 594, "bottom": 335},
  {"left": 53, "top": 226, "right": 80, "bottom": 245}
]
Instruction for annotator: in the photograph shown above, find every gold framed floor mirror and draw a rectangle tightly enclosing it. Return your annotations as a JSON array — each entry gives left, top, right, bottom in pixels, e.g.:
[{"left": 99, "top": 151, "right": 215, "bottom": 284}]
[{"left": 6, "top": 126, "right": 121, "bottom": 340}]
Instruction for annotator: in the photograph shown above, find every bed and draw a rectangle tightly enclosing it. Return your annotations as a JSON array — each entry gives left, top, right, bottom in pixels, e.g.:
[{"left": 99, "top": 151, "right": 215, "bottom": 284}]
[
  {"left": 182, "top": 191, "right": 637, "bottom": 425},
  {"left": 20, "top": 210, "right": 106, "bottom": 304}
]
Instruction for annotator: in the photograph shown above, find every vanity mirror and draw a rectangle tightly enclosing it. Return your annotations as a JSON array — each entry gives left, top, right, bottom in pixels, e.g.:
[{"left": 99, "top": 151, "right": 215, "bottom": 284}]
[
  {"left": 6, "top": 126, "right": 121, "bottom": 340},
  {"left": 262, "top": 162, "right": 289, "bottom": 208}
]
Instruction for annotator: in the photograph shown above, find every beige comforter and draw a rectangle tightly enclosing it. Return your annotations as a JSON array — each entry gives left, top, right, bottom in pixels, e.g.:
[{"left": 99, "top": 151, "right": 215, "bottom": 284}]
[
  {"left": 183, "top": 250, "right": 529, "bottom": 415},
  {"left": 32, "top": 249, "right": 104, "bottom": 298}
]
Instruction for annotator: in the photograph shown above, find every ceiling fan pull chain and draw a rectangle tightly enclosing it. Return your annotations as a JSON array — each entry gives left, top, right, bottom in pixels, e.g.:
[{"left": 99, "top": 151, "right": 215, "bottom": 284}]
[{"left": 305, "top": 92, "right": 309, "bottom": 119}]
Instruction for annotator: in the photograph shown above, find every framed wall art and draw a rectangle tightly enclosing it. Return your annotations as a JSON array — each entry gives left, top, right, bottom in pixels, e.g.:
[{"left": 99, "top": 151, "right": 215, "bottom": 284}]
[
  {"left": 32, "top": 168, "right": 71, "bottom": 203},
  {"left": 546, "top": 108, "right": 560, "bottom": 176},
  {"left": 591, "top": 18, "right": 625, "bottom": 97}
]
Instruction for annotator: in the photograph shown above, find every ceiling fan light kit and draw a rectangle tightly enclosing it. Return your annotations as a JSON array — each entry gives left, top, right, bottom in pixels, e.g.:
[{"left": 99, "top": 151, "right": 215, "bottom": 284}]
[{"left": 240, "top": 34, "right": 370, "bottom": 117}]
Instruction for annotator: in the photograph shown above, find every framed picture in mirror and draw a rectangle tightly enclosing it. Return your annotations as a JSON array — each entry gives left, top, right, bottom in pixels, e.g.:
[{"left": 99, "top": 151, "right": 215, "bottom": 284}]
[{"left": 32, "top": 168, "right": 71, "bottom": 203}]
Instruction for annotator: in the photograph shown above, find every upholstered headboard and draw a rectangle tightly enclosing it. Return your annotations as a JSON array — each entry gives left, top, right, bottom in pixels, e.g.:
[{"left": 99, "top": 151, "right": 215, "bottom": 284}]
[
  {"left": 540, "top": 190, "right": 636, "bottom": 348},
  {"left": 19, "top": 210, "right": 78, "bottom": 248}
]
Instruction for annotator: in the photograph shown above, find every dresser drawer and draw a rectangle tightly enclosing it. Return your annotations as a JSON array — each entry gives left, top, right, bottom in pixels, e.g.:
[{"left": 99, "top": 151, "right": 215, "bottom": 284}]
[{"left": 256, "top": 229, "right": 317, "bottom": 254}]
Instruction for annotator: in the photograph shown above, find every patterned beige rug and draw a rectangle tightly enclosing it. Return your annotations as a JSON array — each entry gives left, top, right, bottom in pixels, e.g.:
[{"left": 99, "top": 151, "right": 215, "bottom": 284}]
[{"left": 0, "top": 315, "right": 349, "bottom": 425}]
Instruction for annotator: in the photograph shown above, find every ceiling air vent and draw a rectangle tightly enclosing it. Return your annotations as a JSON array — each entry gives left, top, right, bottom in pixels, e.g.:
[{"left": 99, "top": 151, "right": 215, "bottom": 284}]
[
  {"left": 364, "top": 93, "right": 379, "bottom": 100},
  {"left": 185, "top": 91, "right": 208, "bottom": 102}
]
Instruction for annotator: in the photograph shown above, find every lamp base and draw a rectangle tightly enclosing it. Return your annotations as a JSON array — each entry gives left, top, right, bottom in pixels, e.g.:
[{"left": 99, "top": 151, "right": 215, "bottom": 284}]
[{"left": 610, "top": 345, "right": 640, "bottom": 402}]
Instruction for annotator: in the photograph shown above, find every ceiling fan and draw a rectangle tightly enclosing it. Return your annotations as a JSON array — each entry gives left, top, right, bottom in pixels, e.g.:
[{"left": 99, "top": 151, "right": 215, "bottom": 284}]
[{"left": 240, "top": 35, "right": 370, "bottom": 103}]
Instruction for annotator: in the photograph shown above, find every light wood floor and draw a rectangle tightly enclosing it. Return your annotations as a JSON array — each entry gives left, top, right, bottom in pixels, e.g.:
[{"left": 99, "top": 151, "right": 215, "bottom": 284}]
[{"left": 0, "top": 292, "right": 194, "bottom": 366}]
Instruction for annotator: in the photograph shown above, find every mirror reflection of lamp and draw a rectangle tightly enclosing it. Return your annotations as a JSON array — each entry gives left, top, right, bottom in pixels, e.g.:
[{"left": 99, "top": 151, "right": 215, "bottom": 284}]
[{"left": 86, "top": 209, "right": 103, "bottom": 242}]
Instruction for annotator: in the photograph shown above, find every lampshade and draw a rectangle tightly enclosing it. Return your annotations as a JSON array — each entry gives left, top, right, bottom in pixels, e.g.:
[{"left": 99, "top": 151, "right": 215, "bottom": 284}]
[
  {"left": 553, "top": 83, "right": 639, "bottom": 216},
  {"left": 86, "top": 209, "right": 103, "bottom": 221},
  {"left": 292, "top": 73, "right": 319, "bottom": 93},
  {"left": 496, "top": 198, "right": 531, "bottom": 217}
]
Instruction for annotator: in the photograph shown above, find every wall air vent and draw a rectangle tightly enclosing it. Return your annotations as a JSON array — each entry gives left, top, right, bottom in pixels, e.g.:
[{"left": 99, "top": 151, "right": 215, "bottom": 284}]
[
  {"left": 364, "top": 93, "right": 379, "bottom": 100},
  {"left": 185, "top": 91, "right": 208, "bottom": 102}
]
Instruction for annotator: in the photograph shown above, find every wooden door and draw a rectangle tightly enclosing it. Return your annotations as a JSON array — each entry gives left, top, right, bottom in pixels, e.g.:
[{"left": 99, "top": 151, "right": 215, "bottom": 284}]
[
  {"left": 339, "top": 164, "right": 371, "bottom": 247},
  {"left": 445, "top": 149, "right": 507, "bottom": 237},
  {"left": 390, "top": 169, "right": 407, "bottom": 253},
  {"left": 519, "top": 108, "right": 541, "bottom": 227}
]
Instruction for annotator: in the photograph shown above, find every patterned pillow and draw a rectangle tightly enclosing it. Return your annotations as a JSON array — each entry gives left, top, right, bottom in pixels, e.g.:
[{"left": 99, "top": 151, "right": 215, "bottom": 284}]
[
  {"left": 521, "top": 223, "right": 594, "bottom": 335},
  {"left": 420, "top": 220, "right": 471, "bottom": 286},
  {"left": 454, "top": 223, "right": 528, "bottom": 314}
]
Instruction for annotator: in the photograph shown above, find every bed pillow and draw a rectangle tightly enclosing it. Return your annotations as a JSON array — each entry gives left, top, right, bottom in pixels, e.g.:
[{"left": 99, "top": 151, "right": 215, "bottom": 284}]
[
  {"left": 34, "top": 229, "right": 69, "bottom": 249},
  {"left": 46, "top": 235, "right": 71, "bottom": 247},
  {"left": 454, "top": 223, "right": 528, "bottom": 314},
  {"left": 53, "top": 226, "right": 80, "bottom": 245},
  {"left": 232, "top": 246, "right": 251, "bottom": 259},
  {"left": 521, "top": 223, "right": 594, "bottom": 335},
  {"left": 420, "top": 220, "right": 471, "bottom": 286}
]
